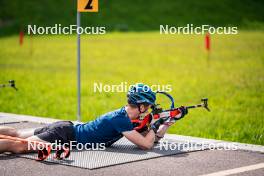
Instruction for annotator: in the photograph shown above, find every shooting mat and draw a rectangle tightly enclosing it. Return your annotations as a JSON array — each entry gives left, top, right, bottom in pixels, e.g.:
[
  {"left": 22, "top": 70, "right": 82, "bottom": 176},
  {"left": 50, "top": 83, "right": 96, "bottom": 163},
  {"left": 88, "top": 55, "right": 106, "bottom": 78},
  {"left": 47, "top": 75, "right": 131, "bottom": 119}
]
[
  {"left": 19, "top": 137, "right": 207, "bottom": 169},
  {"left": 0, "top": 116, "right": 208, "bottom": 169}
]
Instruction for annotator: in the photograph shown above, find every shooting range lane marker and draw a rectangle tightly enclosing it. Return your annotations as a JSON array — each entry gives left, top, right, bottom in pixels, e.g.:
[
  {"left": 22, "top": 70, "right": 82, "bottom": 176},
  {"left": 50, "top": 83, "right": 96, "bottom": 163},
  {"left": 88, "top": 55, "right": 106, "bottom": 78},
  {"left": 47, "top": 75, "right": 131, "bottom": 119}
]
[
  {"left": 78, "top": 0, "right": 98, "bottom": 12},
  {"left": 199, "top": 163, "right": 264, "bottom": 176}
]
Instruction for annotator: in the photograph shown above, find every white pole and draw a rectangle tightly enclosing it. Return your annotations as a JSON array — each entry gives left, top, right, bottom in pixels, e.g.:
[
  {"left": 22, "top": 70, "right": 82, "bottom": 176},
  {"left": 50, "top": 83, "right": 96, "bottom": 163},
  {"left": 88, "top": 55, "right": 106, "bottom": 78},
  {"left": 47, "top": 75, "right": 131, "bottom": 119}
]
[{"left": 77, "top": 11, "right": 81, "bottom": 122}]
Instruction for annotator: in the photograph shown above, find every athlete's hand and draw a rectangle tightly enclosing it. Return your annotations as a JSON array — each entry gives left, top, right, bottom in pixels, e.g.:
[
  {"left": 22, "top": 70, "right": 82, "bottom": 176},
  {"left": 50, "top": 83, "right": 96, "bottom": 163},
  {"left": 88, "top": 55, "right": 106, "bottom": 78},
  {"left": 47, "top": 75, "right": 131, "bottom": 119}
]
[
  {"left": 164, "top": 106, "right": 188, "bottom": 126},
  {"left": 150, "top": 118, "right": 164, "bottom": 133},
  {"left": 178, "top": 106, "right": 188, "bottom": 118}
]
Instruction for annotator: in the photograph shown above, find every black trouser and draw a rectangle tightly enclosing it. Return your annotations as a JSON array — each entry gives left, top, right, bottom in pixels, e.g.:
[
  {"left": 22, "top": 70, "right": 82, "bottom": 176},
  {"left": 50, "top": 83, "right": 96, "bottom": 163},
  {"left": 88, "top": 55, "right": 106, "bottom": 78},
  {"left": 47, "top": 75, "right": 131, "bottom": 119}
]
[{"left": 34, "top": 121, "right": 75, "bottom": 144}]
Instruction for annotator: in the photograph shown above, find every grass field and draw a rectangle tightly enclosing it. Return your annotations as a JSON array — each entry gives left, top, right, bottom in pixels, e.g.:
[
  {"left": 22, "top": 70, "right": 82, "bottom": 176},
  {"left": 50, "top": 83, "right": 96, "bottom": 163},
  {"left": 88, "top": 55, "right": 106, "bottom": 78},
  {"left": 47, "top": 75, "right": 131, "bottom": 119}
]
[{"left": 0, "top": 31, "right": 263, "bottom": 145}]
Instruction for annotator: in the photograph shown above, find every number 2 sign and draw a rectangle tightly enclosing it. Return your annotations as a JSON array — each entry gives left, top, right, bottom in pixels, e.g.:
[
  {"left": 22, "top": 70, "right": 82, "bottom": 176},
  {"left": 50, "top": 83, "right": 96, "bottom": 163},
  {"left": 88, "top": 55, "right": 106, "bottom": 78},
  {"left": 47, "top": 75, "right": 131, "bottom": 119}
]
[{"left": 78, "top": 0, "right": 98, "bottom": 12}]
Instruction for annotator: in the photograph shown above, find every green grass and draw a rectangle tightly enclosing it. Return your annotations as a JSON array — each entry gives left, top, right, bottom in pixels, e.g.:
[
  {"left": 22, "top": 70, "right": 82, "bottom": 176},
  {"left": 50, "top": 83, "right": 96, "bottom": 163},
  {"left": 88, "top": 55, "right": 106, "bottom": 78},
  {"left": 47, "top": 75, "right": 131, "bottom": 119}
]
[{"left": 0, "top": 31, "right": 263, "bottom": 145}]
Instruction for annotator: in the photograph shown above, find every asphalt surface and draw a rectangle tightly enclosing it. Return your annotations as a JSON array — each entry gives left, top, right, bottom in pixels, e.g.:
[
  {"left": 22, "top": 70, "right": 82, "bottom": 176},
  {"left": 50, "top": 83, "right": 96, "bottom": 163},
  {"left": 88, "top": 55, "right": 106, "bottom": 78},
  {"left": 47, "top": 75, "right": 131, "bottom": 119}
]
[
  {"left": 1, "top": 149, "right": 263, "bottom": 176},
  {"left": 0, "top": 121, "right": 263, "bottom": 176}
]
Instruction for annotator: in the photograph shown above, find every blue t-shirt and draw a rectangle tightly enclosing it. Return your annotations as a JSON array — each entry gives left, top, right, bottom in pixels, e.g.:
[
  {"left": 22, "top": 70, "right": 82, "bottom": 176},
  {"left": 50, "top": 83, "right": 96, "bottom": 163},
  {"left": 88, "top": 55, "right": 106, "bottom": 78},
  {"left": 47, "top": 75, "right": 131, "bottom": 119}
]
[{"left": 73, "top": 107, "right": 133, "bottom": 146}]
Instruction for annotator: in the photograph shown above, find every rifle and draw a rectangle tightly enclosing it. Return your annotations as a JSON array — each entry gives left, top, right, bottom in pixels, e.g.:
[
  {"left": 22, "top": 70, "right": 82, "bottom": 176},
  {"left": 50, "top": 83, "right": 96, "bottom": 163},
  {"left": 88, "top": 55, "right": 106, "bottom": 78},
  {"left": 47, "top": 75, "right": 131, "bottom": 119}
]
[
  {"left": 131, "top": 91, "right": 210, "bottom": 131},
  {"left": 0, "top": 80, "right": 18, "bottom": 91}
]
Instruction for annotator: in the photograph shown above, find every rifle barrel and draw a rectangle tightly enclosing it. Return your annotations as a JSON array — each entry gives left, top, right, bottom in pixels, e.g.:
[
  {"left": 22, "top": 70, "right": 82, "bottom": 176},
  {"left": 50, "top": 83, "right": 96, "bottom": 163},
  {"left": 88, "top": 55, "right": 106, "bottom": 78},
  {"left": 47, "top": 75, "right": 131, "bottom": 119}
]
[{"left": 186, "top": 104, "right": 203, "bottom": 109}]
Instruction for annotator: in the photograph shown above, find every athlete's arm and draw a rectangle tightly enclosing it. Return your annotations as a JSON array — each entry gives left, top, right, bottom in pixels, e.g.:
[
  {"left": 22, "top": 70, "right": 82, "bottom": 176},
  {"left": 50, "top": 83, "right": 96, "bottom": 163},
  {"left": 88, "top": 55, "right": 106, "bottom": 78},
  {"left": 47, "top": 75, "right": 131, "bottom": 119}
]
[
  {"left": 122, "top": 130, "right": 156, "bottom": 150},
  {"left": 155, "top": 124, "right": 169, "bottom": 142},
  {"left": 123, "top": 118, "right": 165, "bottom": 149}
]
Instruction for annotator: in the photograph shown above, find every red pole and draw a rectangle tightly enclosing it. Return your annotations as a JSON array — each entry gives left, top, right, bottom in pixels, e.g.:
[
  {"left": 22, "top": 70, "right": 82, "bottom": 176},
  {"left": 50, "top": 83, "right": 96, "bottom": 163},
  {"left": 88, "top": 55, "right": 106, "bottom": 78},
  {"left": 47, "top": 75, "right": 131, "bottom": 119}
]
[
  {"left": 205, "top": 33, "right": 210, "bottom": 51},
  {"left": 19, "top": 30, "right": 24, "bottom": 46}
]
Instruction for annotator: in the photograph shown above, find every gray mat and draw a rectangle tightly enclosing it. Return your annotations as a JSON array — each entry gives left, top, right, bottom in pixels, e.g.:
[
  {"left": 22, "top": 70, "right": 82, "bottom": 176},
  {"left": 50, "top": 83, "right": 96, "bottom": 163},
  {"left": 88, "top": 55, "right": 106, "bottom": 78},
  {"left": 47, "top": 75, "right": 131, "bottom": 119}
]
[{"left": 19, "top": 137, "right": 207, "bottom": 169}]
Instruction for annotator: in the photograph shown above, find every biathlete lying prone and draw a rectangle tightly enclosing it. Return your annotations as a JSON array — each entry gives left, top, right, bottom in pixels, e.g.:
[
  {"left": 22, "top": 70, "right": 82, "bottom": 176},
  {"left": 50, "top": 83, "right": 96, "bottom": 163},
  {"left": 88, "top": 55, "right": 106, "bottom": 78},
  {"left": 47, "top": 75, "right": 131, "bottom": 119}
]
[{"left": 0, "top": 83, "right": 190, "bottom": 159}]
